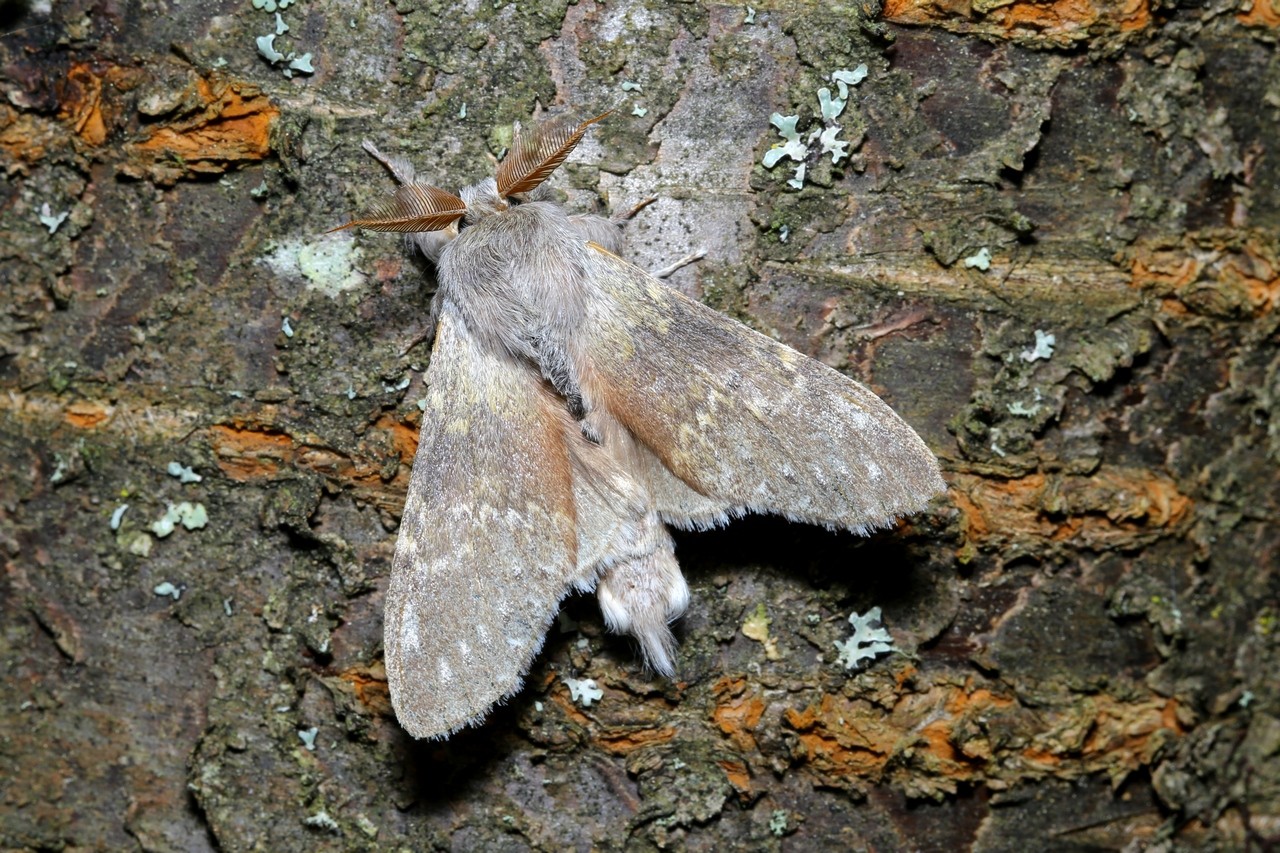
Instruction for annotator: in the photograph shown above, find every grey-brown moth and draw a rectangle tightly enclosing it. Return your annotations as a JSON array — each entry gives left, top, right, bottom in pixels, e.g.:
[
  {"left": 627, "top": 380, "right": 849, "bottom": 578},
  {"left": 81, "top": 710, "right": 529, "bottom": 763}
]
[{"left": 334, "top": 111, "right": 945, "bottom": 740}]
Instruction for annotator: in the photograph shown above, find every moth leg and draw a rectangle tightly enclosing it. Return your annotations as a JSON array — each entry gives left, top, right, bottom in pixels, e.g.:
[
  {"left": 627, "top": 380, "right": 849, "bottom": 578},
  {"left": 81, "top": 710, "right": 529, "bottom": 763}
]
[
  {"left": 566, "top": 198, "right": 654, "bottom": 257},
  {"left": 568, "top": 213, "right": 627, "bottom": 256},
  {"left": 567, "top": 209, "right": 704, "bottom": 279},
  {"left": 651, "top": 250, "right": 706, "bottom": 280},
  {"left": 596, "top": 517, "right": 689, "bottom": 677},
  {"left": 611, "top": 196, "right": 656, "bottom": 224}
]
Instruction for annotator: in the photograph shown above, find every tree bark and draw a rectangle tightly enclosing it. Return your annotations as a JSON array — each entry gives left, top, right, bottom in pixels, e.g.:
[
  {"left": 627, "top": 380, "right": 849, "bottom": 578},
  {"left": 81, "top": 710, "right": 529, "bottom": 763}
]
[{"left": 2, "top": 0, "right": 1278, "bottom": 850}]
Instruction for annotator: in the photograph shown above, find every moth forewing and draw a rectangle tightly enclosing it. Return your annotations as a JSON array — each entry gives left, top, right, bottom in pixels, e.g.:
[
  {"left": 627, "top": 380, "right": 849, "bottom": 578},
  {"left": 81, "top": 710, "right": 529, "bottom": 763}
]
[
  {"left": 577, "top": 243, "right": 946, "bottom": 533},
  {"left": 384, "top": 309, "right": 582, "bottom": 739}
]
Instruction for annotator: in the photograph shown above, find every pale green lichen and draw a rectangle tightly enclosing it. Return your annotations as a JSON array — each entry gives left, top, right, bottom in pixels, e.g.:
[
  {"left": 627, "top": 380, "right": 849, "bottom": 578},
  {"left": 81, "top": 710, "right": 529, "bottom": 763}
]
[
  {"left": 1020, "top": 329, "right": 1056, "bottom": 362},
  {"left": 832, "top": 64, "right": 868, "bottom": 98},
  {"left": 39, "top": 202, "right": 69, "bottom": 234},
  {"left": 124, "top": 531, "right": 153, "bottom": 556},
  {"left": 153, "top": 581, "right": 181, "bottom": 600},
  {"left": 256, "top": 31, "right": 315, "bottom": 78},
  {"left": 834, "top": 607, "right": 895, "bottom": 670},
  {"left": 109, "top": 504, "right": 129, "bottom": 530},
  {"left": 817, "top": 87, "right": 846, "bottom": 122},
  {"left": 298, "top": 727, "right": 318, "bottom": 750},
  {"left": 167, "top": 461, "right": 202, "bottom": 483},
  {"left": 256, "top": 33, "right": 285, "bottom": 63},
  {"left": 354, "top": 814, "right": 379, "bottom": 839},
  {"left": 152, "top": 512, "right": 176, "bottom": 538},
  {"left": 48, "top": 454, "right": 71, "bottom": 483},
  {"left": 963, "top": 247, "right": 992, "bottom": 270},
  {"left": 769, "top": 810, "right": 789, "bottom": 836},
  {"left": 762, "top": 113, "right": 806, "bottom": 168},
  {"left": 817, "top": 125, "right": 849, "bottom": 164},
  {"left": 278, "top": 237, "right": 366, "bottom": 297},
  {"left": 742, "top": 603, "right": 780, "bottom": 660},
  {"left": 250, "top": 0, "right": 296, "bottom": 12},
  {"left": 151, "top": 502, "right": 208, "bottom": 538},
  {"left": 180, "top": 503, "right": 208, "bottom": 530},
  {"left": 302, "top": 811, "right": 339, "bottom": 832},
  {"left": 563, "top": 676, "right": 603, "bottom": 707},
  {"left": 989, "top": 427, "right": 1007, "bottom": 458},
  {"left": 1007, "top": 389, "right": 1044, "bottom": 417},
  {"left": 764, "top": 67, "right": 868, "bottom": 187},
  {"left": 383, "top": 375, "right": 411, "bottom": 393}
]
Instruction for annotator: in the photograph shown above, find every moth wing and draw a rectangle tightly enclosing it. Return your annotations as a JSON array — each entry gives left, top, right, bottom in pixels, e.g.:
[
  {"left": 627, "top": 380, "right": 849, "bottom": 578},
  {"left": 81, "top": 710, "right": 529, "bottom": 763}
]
[
  {"left": 569, "top": 434, "right": 648, "bottom": 575},
  {"left": 385, "top": 308, "right": 580, "bottom": 739},
  {"left": 578, "top": 244, "right": 945, "bottom": 533}
]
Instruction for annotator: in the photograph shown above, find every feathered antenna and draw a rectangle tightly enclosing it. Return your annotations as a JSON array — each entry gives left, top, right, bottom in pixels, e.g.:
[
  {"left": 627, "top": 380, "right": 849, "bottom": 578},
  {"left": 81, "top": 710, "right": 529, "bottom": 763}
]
[
  {"left": 329, "top": 183, "right": 466, "bottom": 233},
  {"left": 495, "top": 111, "right": 611, "bottom": 197}
]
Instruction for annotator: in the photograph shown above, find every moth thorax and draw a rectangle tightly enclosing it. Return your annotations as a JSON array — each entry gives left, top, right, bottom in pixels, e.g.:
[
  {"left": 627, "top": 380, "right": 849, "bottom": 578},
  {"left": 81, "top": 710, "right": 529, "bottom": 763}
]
[{"left": 459, "top": 178, "right": 508, "bottom": 223}]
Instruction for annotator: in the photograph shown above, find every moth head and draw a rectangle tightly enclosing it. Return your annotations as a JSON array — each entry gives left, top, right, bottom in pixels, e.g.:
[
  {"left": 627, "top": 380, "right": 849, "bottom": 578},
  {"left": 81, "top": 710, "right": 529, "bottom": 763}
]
[{"left": 330, "top": 110, "right": 609, "bottom": 236}]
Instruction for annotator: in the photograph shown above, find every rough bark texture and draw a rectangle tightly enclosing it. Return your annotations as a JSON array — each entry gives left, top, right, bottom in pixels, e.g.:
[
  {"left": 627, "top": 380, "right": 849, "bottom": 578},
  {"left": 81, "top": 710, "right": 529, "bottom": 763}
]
[{"left": 2, "top": 0, "right": 1278, "bottom": 850}]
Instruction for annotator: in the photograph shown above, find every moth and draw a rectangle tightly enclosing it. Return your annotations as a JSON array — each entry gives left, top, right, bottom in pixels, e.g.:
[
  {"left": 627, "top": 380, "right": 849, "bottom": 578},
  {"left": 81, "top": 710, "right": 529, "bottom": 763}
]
[{"left": 335, "top": 111, "right": 945, "bottom": 740}]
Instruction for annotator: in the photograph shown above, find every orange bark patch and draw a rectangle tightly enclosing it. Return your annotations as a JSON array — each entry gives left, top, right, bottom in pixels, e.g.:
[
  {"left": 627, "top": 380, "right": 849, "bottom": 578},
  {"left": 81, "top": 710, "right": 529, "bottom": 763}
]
[
  {"left": 717, "top": 759, "right": 753, "bottom": 799},
  {"left": 1077, "top": 697, "right": 1185, "bottom": 764},
  {"left": 126, "top": 75, "right": 276, "bottom": 182},
  {"left": 711, "top": 677, "right": 766, "bottom": 752},
  {"left": 338, "top": 664, "right": 392, "bottom": 716},
  {"left": 37, "top": 61, "right": 276, "bottom": 181},
  {"left": 549, "top": 690, "right": 594, "bottom": 727},
  {"left": 1130, "top": 250, "right": 1201, "bottom": 292},
  {"left": 64, "top": 401, "right": 111, "bottom": 428},
  {"left": 1130, "top": 236, "right": 1280, "bottom": 316},
  {"left": 786, "top": 681, "right": 1179, "bottom": 788},
  {"left": 208, "top": 423, "right": 296, "bottom": 480},
  {"left": 883, "top": 0, "right": 1150, "bottom": 38},
  {"left": 208, "top": 415, "right": 413, "bottom": 516},
  {"left": 784, "top": 694, "right": 898, "bottom": 780},
  {"left": 54, "top": 63, "right": 146, "bottom": 148},
  {"left": 883, "top": 0, "right": 970, "bottom": 23},
  {"left": 0, "top": 106, "right": 63, "bottom": 169},
  {"left": 1222, "top": 241, "right": 1280, "bottom": 313},
  {"left": 998, "top": 0, "right": 1101, "bottom": 30},
  {"left": 950, "top": 468, "right": 1191, "bottom": 554},
  {"left": 1238, "top": 0, "right": 1280, "bottom": 27},
  {"left": 594, "top": 726, "right": 678, "bottom": 755},
  {"left": 58, "top": 64, "right": 110, "bottom": 146},
  {"left": 372, "top": 412, "right": 421, "bottom": 463}
]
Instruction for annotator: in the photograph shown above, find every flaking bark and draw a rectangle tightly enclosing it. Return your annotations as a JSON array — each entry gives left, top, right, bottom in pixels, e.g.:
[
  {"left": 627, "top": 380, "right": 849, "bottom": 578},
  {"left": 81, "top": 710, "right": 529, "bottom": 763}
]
[{"left": 1, "top": 0, "right": 1277, "bottom": 850}]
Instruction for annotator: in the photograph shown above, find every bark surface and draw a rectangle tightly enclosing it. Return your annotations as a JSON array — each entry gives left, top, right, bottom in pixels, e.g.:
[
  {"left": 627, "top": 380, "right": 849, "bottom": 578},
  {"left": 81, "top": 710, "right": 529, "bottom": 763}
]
[{"left": 1, "top": 0, "right": 1278, "bottom": 850}]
